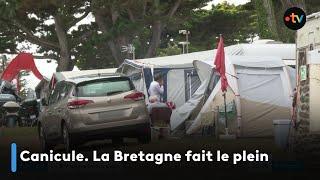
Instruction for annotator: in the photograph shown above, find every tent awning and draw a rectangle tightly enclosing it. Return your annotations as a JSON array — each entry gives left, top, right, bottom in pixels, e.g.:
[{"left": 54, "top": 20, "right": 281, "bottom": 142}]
[{"left": 199, "top": 55, "right": 285, "bottom": 68}]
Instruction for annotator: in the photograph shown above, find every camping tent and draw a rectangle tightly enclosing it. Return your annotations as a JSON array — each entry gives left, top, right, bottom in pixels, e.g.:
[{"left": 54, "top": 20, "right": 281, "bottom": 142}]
[
  {"left": 171, "top": 55, "right": 296, "bottom": 137},
  {"left": 118, "top": 43, "right": 296, "bottom": 108},
  {"left": 117, "top": 51, "right": 211, "bottom": 107}
]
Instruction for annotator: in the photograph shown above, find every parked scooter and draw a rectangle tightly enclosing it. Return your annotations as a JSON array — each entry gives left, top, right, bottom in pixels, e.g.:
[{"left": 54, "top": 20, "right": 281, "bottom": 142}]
[
  {"left": 0, "top": 80, "right": 22, "bottom": 127},
  {"left": 0, "top": 94, "right": 19, "bottom": 127},
  {"left": 19, "top": 99, "right": 39, "bottom": 127},
  {"left": 2, "top": 101, "right": 20, "bottom": 128}
]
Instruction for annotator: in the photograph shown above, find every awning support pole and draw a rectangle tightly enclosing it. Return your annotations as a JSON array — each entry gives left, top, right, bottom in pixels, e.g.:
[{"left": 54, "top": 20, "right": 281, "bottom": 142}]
[{"left": 223, "top": 91, "right": 229, "bottom": 135}]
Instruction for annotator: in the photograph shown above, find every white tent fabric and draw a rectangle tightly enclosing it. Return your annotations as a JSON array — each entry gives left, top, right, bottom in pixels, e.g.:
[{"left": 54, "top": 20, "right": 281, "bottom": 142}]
[
  {"left": 167, "top": 70, "right": 186, "bottom": 107},
  {"left": 170, "top": 78, "right": 209, "bottom": 130},
  {"left": 225, "top": 44, "right": 295, "bottom": 61},
  {"left": 123, "top": 43, "right": 295, "bottom": 69},
  {"left": 193, "top": 59, "right": 212, "bottom": 82},
  {"left": 124, "top": 50, "right": 214, "bottom": 69},
  {"left": 184, "top": 56, "right": 294, "bottom": 137},
  {"left": 237, "top": 70, "right": 289, "bottom": 107},
  {"left": 286, "top": 66, "right": 297, "bottom": 89},
  {"left": 186, "top": 81, "right": 224, "bottom": 134}
]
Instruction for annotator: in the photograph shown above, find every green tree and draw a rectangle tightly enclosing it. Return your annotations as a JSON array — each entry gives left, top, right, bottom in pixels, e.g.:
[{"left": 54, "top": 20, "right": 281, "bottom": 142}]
[
  {"left": 157, "top": 42, "right": 181, "bottom": 56},
  {"left": 18, "top": 71, "right": 29, "bottom": 98},
  {"left": 253, "top": 0, "right": 320, "bottom": 43},
  {"left": 161, "top": 1, "right": 257, "bottom": 53},
  {"left": 0, "top": 0, "right": 93, "bottom": 71},
  {"left": 92, "top": 0, "right": 210, "bottom": 64}
]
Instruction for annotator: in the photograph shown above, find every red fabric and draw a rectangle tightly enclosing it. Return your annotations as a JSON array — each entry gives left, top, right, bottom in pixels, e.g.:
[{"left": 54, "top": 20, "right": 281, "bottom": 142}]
[
  {"left": 166, "top": 101, "right": 176, "bottom": 110},
  {"left": 1, "top": 53, "right": 43, "bottom": 81},
  {"left": 214, "top": 36, "right": 228, "bottom": 92}
]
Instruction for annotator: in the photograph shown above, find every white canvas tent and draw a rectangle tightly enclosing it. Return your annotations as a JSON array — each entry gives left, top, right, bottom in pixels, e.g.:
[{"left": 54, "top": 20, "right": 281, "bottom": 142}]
[
  {"left": 171, "top": 55, "right": 296, "bottom": 137},
  {"left": 118, "top": 51, "right": 211, "bottom": 107},
  {"left": 118, "top": 43, "right": 296, "bottom": 108}
]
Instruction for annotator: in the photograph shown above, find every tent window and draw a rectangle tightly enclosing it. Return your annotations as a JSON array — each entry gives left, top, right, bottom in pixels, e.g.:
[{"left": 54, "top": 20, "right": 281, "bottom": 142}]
[
  {"left": 185, "top": 69, "right": 201, "bottom": 101},
  {"left": 129, "top": 72, "right": 142, "bottom": 81}
]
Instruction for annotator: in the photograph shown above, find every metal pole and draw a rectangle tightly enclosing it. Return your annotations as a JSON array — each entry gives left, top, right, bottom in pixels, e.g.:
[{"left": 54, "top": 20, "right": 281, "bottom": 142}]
[
  {"left": 182, "top": 44, "right": 185, "bottom": 54},
  {"left": 186, "top": 32, "right": 189, "bottom": 54},
  {"left": 189, "top": 73, "right": 192, "bottom": 99},
  {"left": 223, "top": 91, "right": 228, "bottom": 135},
  {"left": 215, "top": 106, "right": 219, "bottom": 139}
]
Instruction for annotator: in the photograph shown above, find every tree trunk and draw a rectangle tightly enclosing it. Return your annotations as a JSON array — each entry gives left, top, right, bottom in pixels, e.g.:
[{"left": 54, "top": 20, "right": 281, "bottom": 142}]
[
  {"left": 145, "top": 0, "right": 162, "bottom": 58},
  {"left": 145, "top": 0, "right": 181, "bottom": 58},
  {"left": 145, "top": 20, "right": 162, "bottom": 58},
  {"left": 54, "top": 15, "right": 72, "bottom": 71},
  {"left": 94, "top": 12, "right": 122, "bottom": 65},
  {"left": 280, "top": 0, "right": 306, "bottom": 9},
  {"left": 262, "top": 0, "right": 279, "bottom": 39}
]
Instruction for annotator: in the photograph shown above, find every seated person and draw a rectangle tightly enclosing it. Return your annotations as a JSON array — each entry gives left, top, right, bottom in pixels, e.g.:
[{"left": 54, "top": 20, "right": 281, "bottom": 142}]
[{"left": 147, "top": 96, "right": 167, "bottom": 115}]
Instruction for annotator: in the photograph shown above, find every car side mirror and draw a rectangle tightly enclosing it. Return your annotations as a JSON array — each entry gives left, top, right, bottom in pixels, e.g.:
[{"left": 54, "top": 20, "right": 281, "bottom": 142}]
[{"left": 41, "top": 98, "right": 48, "bottom": 106}]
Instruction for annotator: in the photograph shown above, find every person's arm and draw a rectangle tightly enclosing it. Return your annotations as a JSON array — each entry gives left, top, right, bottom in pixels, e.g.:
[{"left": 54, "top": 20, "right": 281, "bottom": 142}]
[{"left": 157, "top": 83, "right": 164, "bottom": 95}]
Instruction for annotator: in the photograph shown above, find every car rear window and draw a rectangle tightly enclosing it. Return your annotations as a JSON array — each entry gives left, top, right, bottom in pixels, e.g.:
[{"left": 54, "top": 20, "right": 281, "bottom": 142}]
[{"left": 76, "top": 77, "right": 134, "bottom": 97}]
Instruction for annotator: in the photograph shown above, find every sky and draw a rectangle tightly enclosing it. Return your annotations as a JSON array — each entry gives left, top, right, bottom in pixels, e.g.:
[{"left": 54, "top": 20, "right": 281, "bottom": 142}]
[
  {"left": 15, "top": 0, "right": 250, "bottom": 91},
  {"left": 207, "top": 0, "right": 250, "bottom": 8}
]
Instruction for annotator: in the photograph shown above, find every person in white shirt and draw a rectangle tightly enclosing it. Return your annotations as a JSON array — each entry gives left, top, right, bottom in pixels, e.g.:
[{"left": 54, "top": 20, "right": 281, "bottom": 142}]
[{"left": 148, "top": 74, "right": 164, "bottom": 102}]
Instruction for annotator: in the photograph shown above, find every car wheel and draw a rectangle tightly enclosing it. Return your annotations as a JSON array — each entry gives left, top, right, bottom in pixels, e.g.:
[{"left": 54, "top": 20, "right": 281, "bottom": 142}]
[
  {"left": 62, "top": 123, "right": 75, "bottom": 152},
  {"left": 39, "top": 125, "right": 54, "bottom": 152}
]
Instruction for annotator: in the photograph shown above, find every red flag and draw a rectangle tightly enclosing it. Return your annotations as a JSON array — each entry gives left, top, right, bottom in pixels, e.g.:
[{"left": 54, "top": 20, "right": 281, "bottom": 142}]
[
  {"left": 1, "top": 53, "right": 43, "bottom": 81},
  {"left": 214, "top": 36, "right": 228, "bottom": 92}
]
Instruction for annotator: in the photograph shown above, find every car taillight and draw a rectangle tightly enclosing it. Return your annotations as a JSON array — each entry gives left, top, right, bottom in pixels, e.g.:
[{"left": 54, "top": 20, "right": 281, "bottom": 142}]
[
  {"left": 67, "top": 99, "right": 94, "bottom": 109},
  {"left": 124, "top": 92, "right": 145, "bottom": 101}
]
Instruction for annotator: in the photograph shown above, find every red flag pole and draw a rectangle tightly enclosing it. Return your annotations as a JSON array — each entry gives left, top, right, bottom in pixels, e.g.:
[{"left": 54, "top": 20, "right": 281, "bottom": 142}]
[
  {"left": 220, "top": 34, "right": 229, "bottom": 135},
  {"left": 223, "top": 90, "right": 228, "bottom": 135},
  {"left": 214, "top": 34, "right": 230, "bottom": 136}
]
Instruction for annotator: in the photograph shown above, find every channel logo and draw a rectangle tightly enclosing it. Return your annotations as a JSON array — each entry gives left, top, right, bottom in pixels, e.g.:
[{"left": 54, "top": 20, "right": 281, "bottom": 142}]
[{"left": 283, "top": 7, "right": 306, "bottom": 30}]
